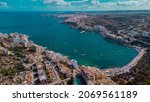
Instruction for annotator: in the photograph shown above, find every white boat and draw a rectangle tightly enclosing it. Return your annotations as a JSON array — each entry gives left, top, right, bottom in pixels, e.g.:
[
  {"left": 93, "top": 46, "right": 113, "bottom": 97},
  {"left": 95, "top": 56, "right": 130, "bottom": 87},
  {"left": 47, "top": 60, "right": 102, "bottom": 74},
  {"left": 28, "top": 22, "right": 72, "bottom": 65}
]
[{"left": 80, "top": 31, "right": 85, "bottom": 34}]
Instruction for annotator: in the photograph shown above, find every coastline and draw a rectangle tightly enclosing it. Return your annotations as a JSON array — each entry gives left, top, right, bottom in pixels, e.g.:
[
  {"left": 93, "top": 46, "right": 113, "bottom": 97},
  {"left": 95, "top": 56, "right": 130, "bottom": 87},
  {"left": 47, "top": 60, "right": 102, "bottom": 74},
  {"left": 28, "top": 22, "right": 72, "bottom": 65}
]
[
  {"left": 57, "top": 14, "right": 146, "bottom": 76},
  {"left": 95, "top": 26, "right": 146, "bottom": 76},
  {"left": 83, "top": 27, "right": 146, "bottom": 76},
  {"left": 0, "top": 33, "right": 116, "bottom": 85},
  {"left": 86, "top": 29, "right": 145, "bottom": 76},
  {"left": 104, "top": 48, "right": 146, "bottom": 76},
  {"left": 98, "top": 27, "right": 146, "bottom": 76}
]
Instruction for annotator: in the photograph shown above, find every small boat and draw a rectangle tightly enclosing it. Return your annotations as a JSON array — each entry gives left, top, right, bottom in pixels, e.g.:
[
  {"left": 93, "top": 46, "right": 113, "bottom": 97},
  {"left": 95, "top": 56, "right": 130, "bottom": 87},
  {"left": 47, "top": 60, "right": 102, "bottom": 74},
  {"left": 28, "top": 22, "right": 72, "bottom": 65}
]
[
  {"left": 81, "top": 53, "right": 86, "bottom": 56},
  {"left": 74, "top": 50, "right": 78, "bottom": 52},
  {"left": 80, "top": 31, "right": 85, "bottom": 34}
]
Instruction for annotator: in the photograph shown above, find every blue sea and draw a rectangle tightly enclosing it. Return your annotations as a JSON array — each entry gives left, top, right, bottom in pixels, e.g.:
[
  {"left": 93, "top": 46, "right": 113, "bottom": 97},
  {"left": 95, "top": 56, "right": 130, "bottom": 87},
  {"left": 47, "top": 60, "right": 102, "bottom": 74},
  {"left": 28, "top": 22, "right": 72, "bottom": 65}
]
[{"left": 0, "top": 12, "right": 138, "bottom": 68}]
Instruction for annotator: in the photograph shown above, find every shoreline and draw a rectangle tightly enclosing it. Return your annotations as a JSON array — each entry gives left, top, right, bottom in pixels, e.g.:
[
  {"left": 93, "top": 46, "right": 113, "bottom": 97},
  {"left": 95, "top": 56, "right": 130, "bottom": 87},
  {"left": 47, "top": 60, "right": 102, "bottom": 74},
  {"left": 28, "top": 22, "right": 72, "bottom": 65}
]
[
  {"left": 104, "top": 48, "right": 146, "bottom": 76},
  {"left": 87, "top": 29, "right": 146, "bottom": 76},
  {"left": 32, "top": 26, "right": 143, "bottom": 77},
  {"left": 1, "top": 14, "right": 145, "bottom": 81},
  {"left": 92, "top": 30, "right": 146, "bottom": 76},
  {"left": 96, "top": 25, "right": 146, "bottom": 76},
  {"left": 0, "top": 33, "right": 116, "bottom": 85},
  {"left": 57, "top": 14, "right": 146, "bottom": 76}
]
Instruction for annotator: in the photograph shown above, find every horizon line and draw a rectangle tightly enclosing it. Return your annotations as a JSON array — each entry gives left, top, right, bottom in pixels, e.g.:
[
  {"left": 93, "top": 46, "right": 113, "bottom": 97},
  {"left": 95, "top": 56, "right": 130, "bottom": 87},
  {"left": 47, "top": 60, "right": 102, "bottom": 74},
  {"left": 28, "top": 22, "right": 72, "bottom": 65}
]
[{"left": 0, "top": 9, "right": 150, "bottom": 12}]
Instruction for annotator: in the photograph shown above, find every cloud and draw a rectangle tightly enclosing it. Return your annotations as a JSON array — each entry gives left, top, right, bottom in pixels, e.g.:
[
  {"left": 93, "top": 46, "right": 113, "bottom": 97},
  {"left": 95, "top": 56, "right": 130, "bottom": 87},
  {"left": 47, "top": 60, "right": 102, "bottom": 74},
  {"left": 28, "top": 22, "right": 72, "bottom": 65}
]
[
  {"left": 31, "top": 0, "right": 150, "bottom": 10},
  {"left": 0, "top": 2, "right": 9, "bottom": 8},
  {"left": 43, "top": 0, "right": 70, "bottom": 6},
  {"left": 116, "top": 0, "right": 150, "bottom": 6},
  {"left": 40, "top": 0, "right": 101, "bottom": 8},
  {"left": 100, "top": 0, "right": 150, "bottom": 10},
  {"left": 71, "top": 0, "right": 101, "bottom": 6},
  {"left": 71, "top": 0, "right": 150, "bottom": 10}
]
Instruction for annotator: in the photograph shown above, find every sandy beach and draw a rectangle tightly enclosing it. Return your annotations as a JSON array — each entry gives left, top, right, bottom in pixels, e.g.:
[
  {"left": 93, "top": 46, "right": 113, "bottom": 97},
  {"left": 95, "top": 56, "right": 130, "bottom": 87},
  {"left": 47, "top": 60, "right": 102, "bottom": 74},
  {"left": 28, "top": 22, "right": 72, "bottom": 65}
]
[{"left": 105, "top": 48, "right": 146, "bottom": 76}]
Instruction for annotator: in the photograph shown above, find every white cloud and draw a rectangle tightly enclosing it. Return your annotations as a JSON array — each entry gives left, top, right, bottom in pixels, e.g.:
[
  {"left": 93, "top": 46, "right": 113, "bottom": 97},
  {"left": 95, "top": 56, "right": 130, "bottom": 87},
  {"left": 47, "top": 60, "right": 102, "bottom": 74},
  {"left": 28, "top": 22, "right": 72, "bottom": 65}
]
[
  {"left": 91, "top": 0, "right": 101, "bottom": 5},
  {"left": 100, "top": 0, "right": 150, "bottom": 10},
  {"left": 116, "top": 0, "right": 150, "bottom": 6},
  {"left": 71, "top": 0, "right": 150, "bottom": 10},
  {"left": 0, "top": 2, "right": 9, "bottom": 8},
  {"left": 43, "top": 0, "right": 70, "bottom": 6},
  {"left": 33, "top": 0, "right": 150, "bottom": 10},
  {"left": 41, "top": 0, "right": 101, "bottom": 8},
  {"left": 70, "top": 0, "right": 101, "bottom": 6}
]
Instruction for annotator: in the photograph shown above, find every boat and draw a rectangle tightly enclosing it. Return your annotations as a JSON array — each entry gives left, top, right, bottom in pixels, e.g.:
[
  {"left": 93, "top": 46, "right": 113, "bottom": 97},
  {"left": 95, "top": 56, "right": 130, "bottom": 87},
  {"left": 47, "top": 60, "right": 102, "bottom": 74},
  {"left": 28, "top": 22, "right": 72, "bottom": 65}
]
[
  {"left": 81, "top": 53, "right": 86, "bottom": 56},
  {"left": 80, "top": 31, "right": 85, "bottom": 34}
]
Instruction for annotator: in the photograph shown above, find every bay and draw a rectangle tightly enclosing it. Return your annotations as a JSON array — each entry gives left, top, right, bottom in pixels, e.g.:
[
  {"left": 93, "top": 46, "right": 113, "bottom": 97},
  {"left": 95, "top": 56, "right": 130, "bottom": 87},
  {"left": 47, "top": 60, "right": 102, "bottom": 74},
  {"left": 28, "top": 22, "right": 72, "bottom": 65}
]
[{"left": 0, "top": 12, "right": 138, "bottom": 68}]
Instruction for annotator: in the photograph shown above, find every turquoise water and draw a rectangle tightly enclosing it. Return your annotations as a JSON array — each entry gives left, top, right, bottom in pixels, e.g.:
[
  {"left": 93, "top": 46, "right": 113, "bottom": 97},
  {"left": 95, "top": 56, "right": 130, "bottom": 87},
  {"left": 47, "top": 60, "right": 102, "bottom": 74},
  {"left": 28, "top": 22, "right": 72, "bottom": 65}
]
[
  {"left": 74, "top": 78, "right": 80, "bottom": 85},
  {"left": 0, "top": 12, "right": 138, "bottom": 68},
  {"left": 74, "top": 75, "right": 87, "bottom": 85}
]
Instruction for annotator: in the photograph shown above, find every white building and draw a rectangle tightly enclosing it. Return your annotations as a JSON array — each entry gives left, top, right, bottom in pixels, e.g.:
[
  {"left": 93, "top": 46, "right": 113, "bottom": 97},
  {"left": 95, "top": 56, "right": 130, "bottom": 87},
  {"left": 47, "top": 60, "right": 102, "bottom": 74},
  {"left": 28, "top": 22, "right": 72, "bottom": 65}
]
[
  {"left": 23, "top": 41, "right": 33, "bottom": 48},
  {"left": 71, "top": 59, "right": 78, "bottom": 69},
  {"left": 38, "top": 69, "right": 47, "bottom": 85}
]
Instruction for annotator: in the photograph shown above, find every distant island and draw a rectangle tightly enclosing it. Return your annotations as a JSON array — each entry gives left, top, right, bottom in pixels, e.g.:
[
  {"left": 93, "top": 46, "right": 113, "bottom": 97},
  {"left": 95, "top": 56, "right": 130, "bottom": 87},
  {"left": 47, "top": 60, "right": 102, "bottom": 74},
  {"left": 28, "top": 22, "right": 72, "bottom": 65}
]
[{"left": 1, "top": 11, "right": 150, "bottom": 85}]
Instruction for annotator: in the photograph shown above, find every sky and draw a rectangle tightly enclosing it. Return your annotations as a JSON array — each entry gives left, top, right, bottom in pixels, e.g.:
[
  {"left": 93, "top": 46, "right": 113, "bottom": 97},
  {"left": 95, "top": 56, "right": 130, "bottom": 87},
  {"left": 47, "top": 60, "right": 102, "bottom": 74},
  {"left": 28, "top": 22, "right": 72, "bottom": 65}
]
[{"left": 0, "top": 0, "right": 150, "bottom": 11}]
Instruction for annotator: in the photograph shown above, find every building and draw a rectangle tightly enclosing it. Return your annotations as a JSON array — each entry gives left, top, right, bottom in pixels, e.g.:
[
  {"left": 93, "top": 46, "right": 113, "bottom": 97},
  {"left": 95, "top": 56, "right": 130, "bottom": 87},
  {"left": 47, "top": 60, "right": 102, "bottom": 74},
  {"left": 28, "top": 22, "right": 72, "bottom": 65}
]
[
  {"left": 23, "top": 41, "right": 33, "bottom": 48},
  {"left": 45, "top": 64, "right": 61, "bottom": 83},
  {"left": 45, "top": 51, "right": 54, "bottom": 59},
  {"left": 71, "top": 59, "right": 78, "bottom": 69},
  {"left": 80, "top": 67, "right": 95, "bottom": 85},
  {"left": 37, "top": 69, "right": 47, "bottom": 85},
  {"left": 0, "top": 47, "right": 9, "bottom": 55},
  {"left": 20, "top": 35, "right": 29, "bottom": 42},
  {"left": 36, "top": 46, "right": 43, "bottom": 53},
  {"left": 13, "top": 38, "right": 24, "bottom": 44}
]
